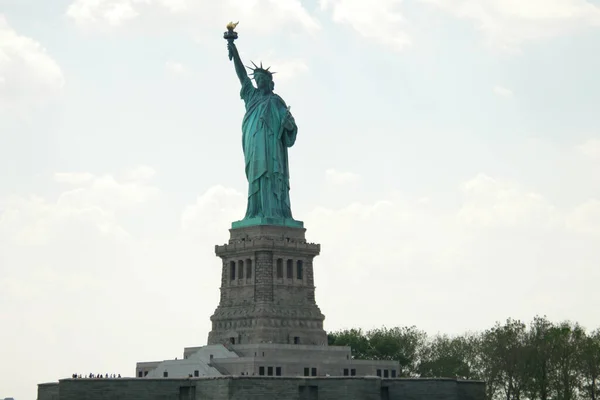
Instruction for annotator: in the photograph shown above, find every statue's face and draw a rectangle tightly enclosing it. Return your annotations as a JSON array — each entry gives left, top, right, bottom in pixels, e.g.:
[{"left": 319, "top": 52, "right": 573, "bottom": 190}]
[{"left": 254, "top": 73, "right": 272, "bottom": 91}]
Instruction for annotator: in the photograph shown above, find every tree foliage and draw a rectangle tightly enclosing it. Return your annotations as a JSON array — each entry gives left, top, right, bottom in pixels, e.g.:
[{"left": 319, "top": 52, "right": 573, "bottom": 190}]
[
  {"left": 328, "top": 326, "right": 426, "bottom": 376},
  {"left": 327, "top": 316, "right": 600, "bottom": 400}
]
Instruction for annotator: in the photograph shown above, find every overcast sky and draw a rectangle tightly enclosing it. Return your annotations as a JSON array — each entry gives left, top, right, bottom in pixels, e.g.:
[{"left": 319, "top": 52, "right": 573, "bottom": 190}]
[{"left": 2, "top": 0, "right": 600, "bottom": 398}]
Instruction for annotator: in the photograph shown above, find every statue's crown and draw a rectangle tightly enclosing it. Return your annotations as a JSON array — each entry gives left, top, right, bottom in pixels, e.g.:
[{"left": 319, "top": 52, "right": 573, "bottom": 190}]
[{"left": 246, "top": 61, "right": 276, "bottom": 78}]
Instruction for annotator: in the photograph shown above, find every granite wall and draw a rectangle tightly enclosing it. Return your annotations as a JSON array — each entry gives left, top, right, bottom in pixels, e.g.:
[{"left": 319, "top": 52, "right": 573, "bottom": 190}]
[
  {"left": 38, "top": 376, "right": 485, "bottom": 400},
  {"left": 37, "top": 383, "right": 59, "bottom": 400}
]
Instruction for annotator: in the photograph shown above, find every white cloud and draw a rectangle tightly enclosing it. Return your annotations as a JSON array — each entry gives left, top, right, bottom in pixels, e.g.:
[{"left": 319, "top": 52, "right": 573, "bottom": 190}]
[
  {"left": 165, "top": 60, "right": 189, "bottom": 76},
  {"left": 104, "top": 1, "right": 139, "bottom": 25},
  {"left": 66, "top": 0, "right": 144, "bottom": 26},
  {"left": 157, "top": 0, "right": 188, "bottom": 12},
  {"left": 0, "top": 15, "right": 64, "bottom": 113},
  {"left": 181, "top": 185, "right": 245, "bottom": 233},
  {"left": 576, "top": 138, "right": 600, "bottom": 161},
  {"left": 56, "top": 175, "right": 159, "bottom": 211},
  {"left": 304, "top": 174, "right": 599, "bottom": 334},
  {"left": 54, "top": 172, "right": 95, "bottom": 185},
  {"left": 122, "top": 165, "right": 156, "bottom": 181},
  {"left": 493, "top": 85, "right": 513, "bottom": 97},
  {"left": 421, "top": 0, "right": 600, "bottom": 50},
  {"left": 257, "top": 0, "right": 320, "bottom": 34},
  {"left": 66, "top": 0, "right": 320, "bottom": 35},
  {"left": 320, "top": 0, "right": 411, "bottom": 50},
  {"left": 325, "top": 168, "right": 360, "bottom": 185},
  {"left": 457, "top": 173, "right": 558, "bottom": 229},
  {"left": 0, "top": 195, "right": 130, "bottom": 246},
  {"left": 268, "top": 59, "right": 309, "bottom": 82},
  {"left": 566, "top": 199, "right": 600, "bottom": 235},
  {"left": 2, "top": 167, "right": 159, "bottom": 247}
]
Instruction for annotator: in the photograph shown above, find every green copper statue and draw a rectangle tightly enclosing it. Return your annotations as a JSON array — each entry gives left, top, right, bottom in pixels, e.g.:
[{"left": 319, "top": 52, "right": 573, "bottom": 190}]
[{"left": 224, "top": 22, "right": 303, "bottom": 229}]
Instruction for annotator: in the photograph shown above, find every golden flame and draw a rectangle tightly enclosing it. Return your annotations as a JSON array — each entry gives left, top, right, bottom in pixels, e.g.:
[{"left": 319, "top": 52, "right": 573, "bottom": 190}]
[{"left": 226, "top": 21, "right": 239, "bottom": 31}]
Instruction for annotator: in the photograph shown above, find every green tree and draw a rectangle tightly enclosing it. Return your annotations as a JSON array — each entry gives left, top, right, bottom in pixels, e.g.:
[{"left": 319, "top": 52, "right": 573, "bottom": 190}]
[
  {"left": 328, "top": 328, "right": 370, "bottom": 359},
  {"left": 327, "top": 316, "right": 600, "bottom": 400},
  {"left": 418, "top": 333, "right": 478, "bottom": 380},
  {"left": 579, "top": 329, "right": 600, "bottom": 400},
  {"left": 524, "top": 316, "right": 555, "bottom": 400},
  {"left": 549, "top": 322, "right": 585, "bottom": 400},
  {"left": 328, "top": 326, "right": 427, "bottom": 376},
  {"left": 473, "top": 331, "right": 501, "bottom": 400},
  {"left": 366, "top": 326, "right": 427, "bottom": 376},
  {"left": 480, "top": 319, "right": 528, "bottom": 400}
]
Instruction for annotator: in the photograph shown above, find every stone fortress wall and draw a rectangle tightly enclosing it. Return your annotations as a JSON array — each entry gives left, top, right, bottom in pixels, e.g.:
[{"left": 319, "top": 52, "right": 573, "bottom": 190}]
[{"left": 39, "top": 376, "right": 485, "bottom": 400}]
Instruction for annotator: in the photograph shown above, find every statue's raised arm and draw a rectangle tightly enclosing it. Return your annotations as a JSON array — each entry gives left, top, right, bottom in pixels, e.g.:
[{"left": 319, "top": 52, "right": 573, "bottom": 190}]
[{"left": 224, "top": 22, "right": 247, "bottom": 85}]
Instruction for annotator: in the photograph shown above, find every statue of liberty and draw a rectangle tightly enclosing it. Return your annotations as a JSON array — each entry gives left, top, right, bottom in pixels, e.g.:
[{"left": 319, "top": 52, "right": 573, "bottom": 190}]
[{"left": 225, "top": 23, "right": 303, "bottom": 229}]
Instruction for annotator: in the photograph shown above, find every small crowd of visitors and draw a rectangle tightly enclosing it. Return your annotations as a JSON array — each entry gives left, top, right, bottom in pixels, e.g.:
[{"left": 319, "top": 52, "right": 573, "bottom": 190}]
[{"left": 71, "top": 373, "right": 122, "bottom": 379}]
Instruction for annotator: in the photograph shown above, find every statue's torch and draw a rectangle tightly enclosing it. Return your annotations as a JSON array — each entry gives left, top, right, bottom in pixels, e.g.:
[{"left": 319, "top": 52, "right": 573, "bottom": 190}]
[{"left": 224, "top": 21, "right": 239, "bottom": 61}]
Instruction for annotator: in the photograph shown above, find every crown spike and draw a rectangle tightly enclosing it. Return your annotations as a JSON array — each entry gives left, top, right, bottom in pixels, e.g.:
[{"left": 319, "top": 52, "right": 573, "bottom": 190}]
[{"left": 245, "top": 61, "right": 276, "bottom": 79}]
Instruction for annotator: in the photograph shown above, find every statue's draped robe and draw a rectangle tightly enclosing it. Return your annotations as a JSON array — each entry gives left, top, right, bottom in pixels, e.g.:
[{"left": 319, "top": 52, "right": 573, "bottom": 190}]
[{"left": 240, "top": 76, "right": 297, "bottom": 220}]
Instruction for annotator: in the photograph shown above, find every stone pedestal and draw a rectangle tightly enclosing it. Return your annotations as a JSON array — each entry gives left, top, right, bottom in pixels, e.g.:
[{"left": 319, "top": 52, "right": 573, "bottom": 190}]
[{"left": 207, "top": 225, "right": 327, "bottom": 346}]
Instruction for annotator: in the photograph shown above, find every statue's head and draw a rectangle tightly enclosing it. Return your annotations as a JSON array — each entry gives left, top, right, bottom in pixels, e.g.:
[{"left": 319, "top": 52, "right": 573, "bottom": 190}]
[{"left": 247, "top": 61, "right": 275, "bottom": 92}]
